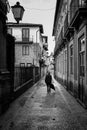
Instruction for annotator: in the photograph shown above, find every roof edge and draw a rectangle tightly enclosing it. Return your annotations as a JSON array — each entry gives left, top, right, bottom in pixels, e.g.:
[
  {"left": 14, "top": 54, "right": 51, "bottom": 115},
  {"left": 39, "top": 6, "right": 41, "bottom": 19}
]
[
  {"left": 52, "top": 0, "right": 61, "bottom": 36},
  {"left": 7, "top": 22, "right": 44, "bottom": 33}
]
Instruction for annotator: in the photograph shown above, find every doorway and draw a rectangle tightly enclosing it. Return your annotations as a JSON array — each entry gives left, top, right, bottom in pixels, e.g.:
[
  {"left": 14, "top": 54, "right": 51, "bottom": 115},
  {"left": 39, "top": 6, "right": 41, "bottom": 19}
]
[{"left": 78, "top": 34, "right": 85, "bottom": 102}]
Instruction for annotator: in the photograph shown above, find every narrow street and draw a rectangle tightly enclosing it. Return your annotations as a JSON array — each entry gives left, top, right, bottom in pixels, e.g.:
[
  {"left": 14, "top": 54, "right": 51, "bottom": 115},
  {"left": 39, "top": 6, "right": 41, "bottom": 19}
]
[{"left": 0, "top": 76, "right": 87, "bottom": 130}]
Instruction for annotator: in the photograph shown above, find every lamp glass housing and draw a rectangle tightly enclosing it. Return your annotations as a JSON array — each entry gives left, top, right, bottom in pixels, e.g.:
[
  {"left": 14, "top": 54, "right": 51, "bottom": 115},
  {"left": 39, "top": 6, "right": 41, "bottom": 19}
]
[{"left": 11, "top": 2, "right": 25, "bottom": 23}]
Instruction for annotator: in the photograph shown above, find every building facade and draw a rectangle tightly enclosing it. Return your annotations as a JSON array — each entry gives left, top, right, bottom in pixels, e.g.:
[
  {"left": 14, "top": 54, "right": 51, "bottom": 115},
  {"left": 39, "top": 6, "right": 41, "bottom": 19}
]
[
  {"left": 7, "top": 23, "right": 44, "bottom": 91},
  {"left": 0, "top": 0, "right": 11, "bottom": 114},
  {"left": 7, "top": 23, "right": 43, "bottom": 67},
  {"left": 53, "top": 0, "right": 87, "bottom": 107},
  {"left": 41, "top": 36, "right": 48, "bottom": 75}
]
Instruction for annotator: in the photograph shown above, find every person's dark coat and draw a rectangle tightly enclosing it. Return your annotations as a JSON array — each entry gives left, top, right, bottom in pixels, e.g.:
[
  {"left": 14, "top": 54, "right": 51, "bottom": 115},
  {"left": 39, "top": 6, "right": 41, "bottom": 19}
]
[{"left": 45, "top": 72, "right": 52, "bottom": 85}]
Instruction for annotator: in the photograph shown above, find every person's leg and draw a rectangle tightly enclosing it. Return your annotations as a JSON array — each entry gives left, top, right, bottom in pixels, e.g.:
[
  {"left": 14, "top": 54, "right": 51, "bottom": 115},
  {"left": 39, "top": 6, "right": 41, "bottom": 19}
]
[
  {"left": 49, "top": 84, "right": 51, "bottom": 93},
  {"left": 47, "top": 84, "right": 49, "bottom": 93},
  {"left": 48, "top": 84, "right": 51, "bottom": 93}
]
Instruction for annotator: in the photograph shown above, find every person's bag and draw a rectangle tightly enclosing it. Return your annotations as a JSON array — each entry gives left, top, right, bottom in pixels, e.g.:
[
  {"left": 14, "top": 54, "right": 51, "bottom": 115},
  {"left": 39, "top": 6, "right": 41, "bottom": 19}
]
[{"left": 50, "top": 83, "right": 55, "bottom": 90}]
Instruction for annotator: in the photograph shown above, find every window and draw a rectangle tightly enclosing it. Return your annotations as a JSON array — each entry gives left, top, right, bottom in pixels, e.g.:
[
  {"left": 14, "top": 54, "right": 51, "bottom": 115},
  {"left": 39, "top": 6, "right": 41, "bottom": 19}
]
[
  {"left": 20, "top": 63, "right": 25, "bottom": 67},
  {"left": 27, "top": 63, "right": 31, "bottom": 67},
  {"left": 8, "top": 28, "right": 12, "bottom": 34},
  {"left": 70, "top": 44, "right": 73, "bottom": 74},
  {"left": 22, "top": 45, "right": 29, "bottom": 55},
  {"left": 79, "top": 35, "right": 85, "bottom": 76},
  {"left": 80, "top": 0, "right": 85, "bottom": 6},
  {"left": 65, "top": 50, "right": 67, "bottom": 74},
  {"left": 22, "top": 28, "right": 29, "bottom": 42}
]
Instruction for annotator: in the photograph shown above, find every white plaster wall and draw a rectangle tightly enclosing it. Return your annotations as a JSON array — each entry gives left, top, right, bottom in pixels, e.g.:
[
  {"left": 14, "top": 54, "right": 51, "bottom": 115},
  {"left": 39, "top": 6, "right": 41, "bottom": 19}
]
[
  {"left": 15, "top": 44, "right": 34, "bottom": 66},
  {"left": 10, "top": 26, "right": 43, "bottom": 67},
  {"left": 13, "top": 28, "right": 22, "bottom": 41},
  {"left": 12, "top": 27, "right": 42, "bottom": 45},
  {"left": 30, "top": 27, "right": 39, "bottom": 43}
]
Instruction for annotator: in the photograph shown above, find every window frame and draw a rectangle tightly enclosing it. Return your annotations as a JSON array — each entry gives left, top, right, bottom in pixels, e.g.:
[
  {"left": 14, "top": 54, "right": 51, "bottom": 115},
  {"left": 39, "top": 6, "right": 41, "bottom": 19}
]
[
  {"left": 70, "top": 44, "right": 74, "bottom": 74},
  {"left": 20, "top": 63, "right": 25, "bottom": 67},
  {"left": 22, "top": 45, "right": 29, "bottom": 55},
  {"left": 22, "top": 28, "right": 29, "bottom": 42},
  {"left": 27, "top": 63, "right": 31, "bottom": 67},
  {"left": 78, "top": 34, "right": 85, "bottom": 77}
]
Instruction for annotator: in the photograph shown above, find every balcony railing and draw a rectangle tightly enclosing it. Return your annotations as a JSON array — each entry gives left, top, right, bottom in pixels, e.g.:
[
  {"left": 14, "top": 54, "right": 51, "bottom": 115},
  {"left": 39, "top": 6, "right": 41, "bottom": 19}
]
[
  {"left": 58, "top": 28, "right": 63, "bottom": 45},
  {"left": 70, "top": 0, "right": 87, "bottom": 23},
  {"left": 15, "top": 37, "right": 33, "bottom": 44},
  {"left": 54, "top": 28, "right": 63, "bottom": 54},
  {"left": 64, "top": 13, "right": 68, "bottom": 35},
  {"left": 14, "top": 66, "right": 40, "bottom": 91}
]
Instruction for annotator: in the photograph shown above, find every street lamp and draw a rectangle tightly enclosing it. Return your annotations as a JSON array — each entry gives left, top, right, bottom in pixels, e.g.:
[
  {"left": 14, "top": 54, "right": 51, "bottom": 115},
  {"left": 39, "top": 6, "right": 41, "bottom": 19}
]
[{"left": 11, "top": 2, "right": 25, "bottom": 24}]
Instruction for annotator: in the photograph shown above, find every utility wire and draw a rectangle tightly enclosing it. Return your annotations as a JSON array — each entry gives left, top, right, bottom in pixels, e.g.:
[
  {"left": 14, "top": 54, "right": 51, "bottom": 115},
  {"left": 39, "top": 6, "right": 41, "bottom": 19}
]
[
  {"left": 9, "top": 1, "right": 55, "bottom": 11},
  {"left": 25, "top": 7, "right": 55, "bottom": 11}
]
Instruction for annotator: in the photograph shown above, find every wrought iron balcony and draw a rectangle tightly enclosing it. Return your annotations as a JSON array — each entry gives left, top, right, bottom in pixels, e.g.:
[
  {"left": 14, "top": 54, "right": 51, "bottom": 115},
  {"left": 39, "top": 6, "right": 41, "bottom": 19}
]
[
  {"left": 58, "top": 28, "right": 63, "bottom": 45},
  {"left": 54, "top": 28, "right": 63, "bottom": 55},
  {"left": 70, "top": 0, "right": 87, "bottom": 27},
  {"left": 64, "top": 13, "right": 68, "bottom": 35},
  {"left": 64, "top": 13, "right": 74, "bottom": 39}
]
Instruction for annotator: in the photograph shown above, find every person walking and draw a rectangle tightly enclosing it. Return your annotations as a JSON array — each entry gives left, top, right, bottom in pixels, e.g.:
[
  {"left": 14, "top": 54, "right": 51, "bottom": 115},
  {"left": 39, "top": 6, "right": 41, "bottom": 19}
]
[{"left": 45, "top": 71, "right": 52, "bottom": 93}]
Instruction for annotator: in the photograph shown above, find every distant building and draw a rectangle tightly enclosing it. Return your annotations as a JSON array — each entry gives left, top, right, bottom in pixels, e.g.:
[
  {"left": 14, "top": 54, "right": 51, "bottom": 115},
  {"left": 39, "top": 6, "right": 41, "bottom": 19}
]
[
  {"left": 53, "top": 0, "right": 87, "bottom": 107},
  {"left": 7, "top": 22, "right": 44, "bottom": 90},
  {"left": 7, "top": 23, "right": 43, "bottom": 67},
  {"left": 42, "top": 35, "right": 48, "bottom": 63},
  {"left": 46, "top": 53, "right": 54, "bottom": 71},
  {"left": 42, "top": 36, "right": 48, "bottom": 51},
  {"left": 41, "top": 36, "right": 48, "bottom": 75}
]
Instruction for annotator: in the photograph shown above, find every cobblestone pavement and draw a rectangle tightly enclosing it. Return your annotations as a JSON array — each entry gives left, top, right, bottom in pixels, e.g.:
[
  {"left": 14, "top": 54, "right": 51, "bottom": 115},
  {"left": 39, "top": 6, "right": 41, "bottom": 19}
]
[{"left": 0, "top": 76, "right": 87, "bottom": 130}]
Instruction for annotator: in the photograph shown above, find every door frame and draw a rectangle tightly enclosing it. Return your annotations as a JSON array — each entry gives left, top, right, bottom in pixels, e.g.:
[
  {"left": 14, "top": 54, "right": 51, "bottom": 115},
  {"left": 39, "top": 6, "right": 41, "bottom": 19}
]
[{"left": 77, "top": 26, "right": 86, "bottom": 103}]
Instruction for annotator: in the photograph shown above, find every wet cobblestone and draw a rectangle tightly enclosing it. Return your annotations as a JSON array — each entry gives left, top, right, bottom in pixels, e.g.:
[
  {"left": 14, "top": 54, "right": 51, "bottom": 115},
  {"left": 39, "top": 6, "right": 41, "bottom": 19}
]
[{"left": 0, "top": 77, "right": 87, "bottom": 130}]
